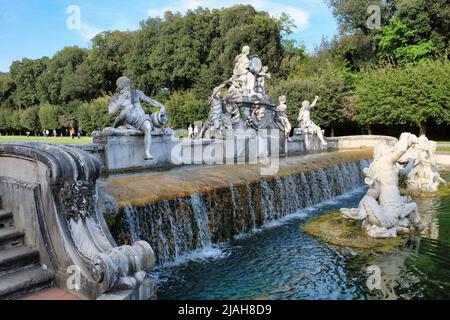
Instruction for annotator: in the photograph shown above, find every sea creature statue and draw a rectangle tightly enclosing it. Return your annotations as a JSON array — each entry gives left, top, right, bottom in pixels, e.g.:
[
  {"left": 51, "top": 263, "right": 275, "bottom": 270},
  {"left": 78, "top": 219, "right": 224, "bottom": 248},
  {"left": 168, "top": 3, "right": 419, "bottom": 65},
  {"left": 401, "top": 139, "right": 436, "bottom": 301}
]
[
  {"left": 297, "top": 96, "right": 327, "bottom": 146},
  {"left": 275, "top": 96, "right": 292, "bottom": 141},
  {"left": 340, "top": 133, "right": 424, "bottom": 238},
  {"left": 399, "top": 135, "right": 445, "bottom": 193},
  {"left": 107, "top": 76, "right": 167, "bottom": 160}
]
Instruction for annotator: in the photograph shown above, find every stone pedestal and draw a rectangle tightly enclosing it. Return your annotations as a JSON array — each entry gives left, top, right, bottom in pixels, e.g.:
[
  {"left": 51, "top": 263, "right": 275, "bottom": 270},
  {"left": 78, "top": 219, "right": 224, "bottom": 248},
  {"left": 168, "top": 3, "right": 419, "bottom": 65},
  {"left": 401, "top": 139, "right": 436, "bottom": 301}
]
[
  {"left": 289, "top": 129, "right": 329, "bottom": 152},
  {"left": 93, "top": 130, "right": 176, "bottom": 171}
]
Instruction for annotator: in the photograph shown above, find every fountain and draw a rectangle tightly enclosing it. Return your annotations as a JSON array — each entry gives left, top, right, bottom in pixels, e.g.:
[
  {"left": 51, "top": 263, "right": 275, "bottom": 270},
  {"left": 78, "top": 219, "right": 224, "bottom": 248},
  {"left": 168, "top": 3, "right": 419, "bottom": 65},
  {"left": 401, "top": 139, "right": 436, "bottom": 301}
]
[{"left": 3, "top": 44, "right": 445, "bottom": 300}]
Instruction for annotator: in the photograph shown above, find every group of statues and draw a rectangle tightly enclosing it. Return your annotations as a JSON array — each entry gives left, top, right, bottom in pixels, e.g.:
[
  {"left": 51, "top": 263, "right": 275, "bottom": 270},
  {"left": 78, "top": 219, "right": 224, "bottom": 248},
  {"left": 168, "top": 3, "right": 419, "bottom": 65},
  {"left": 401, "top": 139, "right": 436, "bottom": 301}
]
[
  {"left": 199, "top": 45, "right": 327, "bottom": 144},
  {"left": 101, "top": 46, "right": 445, "bottom": 241},
  {"left": 104, "top": 45, "right": 329, "bottom": 159},
  {"left": 340, "top": 133, "right": 444, "bottom": 238}
]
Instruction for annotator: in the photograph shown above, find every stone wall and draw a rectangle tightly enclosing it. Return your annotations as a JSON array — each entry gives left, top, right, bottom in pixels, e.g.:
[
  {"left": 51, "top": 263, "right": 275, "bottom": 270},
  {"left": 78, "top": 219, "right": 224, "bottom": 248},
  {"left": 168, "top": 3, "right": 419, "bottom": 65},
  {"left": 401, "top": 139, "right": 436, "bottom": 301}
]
[{"left": 73, "top": 133, "right": 394, "bottom": 172}]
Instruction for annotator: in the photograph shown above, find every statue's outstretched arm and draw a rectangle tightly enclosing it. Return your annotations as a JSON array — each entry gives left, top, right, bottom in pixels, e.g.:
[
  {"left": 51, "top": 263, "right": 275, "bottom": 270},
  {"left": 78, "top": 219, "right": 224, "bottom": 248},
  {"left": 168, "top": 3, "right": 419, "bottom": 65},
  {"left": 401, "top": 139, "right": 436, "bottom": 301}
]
[
  {"left": 138, "top": 90, "right": 166, "bottom": 111},
  {"left": 310, "top": 96, "right": 319, "bottom": 109},
  {"left": 391, "top": 133, "right": 417, "bottom": 163}
]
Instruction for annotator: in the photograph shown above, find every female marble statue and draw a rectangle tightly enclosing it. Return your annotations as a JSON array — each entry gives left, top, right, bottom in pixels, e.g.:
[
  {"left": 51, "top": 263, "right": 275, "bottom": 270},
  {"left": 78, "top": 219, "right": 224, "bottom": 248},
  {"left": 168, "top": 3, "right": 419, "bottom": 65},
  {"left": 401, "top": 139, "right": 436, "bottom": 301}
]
[
  {"left": 298, "top": 96, "right": 327, "bottom": 146},
  {"left": 231, "top": 46, "right": 256, "bottom": 96},
  {"left": 108, "top": 76, "right": 166, "bottom": 160},
  {"left": 275, "top": 96, "right": 292, "bottom": 141},
  {"left": 341, "top": 133, "right": 424, "bottom": 238}
]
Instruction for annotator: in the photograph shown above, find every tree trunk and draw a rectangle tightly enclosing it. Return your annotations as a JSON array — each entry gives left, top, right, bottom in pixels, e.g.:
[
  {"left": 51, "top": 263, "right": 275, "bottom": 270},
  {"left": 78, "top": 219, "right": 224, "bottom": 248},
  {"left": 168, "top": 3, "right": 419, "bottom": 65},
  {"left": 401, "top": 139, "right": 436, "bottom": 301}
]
[
  {"left": 330, "top": 126, "right": 335, "bottom": 137},
  {"left": 419, "top": 121, "right": 427, "bottom": 136},
  {"left": 367, "top": 124, "right": 373, "bottom": 135}
]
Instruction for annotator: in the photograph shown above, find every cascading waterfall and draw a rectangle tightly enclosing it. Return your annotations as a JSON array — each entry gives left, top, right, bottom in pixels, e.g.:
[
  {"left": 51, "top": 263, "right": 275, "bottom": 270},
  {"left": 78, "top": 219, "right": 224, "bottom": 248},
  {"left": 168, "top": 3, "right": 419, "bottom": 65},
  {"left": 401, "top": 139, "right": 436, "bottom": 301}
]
[{"left": 114, "top": 158, "right": 371, "bottom": 266}]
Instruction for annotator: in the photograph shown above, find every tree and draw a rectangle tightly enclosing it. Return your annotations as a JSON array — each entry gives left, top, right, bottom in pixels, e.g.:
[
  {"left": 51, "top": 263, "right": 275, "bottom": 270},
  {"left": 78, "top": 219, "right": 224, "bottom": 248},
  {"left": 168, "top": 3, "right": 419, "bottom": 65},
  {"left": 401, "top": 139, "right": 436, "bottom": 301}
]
[
  {"left": 38, "top": 104, "right": 62, "bottom": 130},
  {"left": 36, "top": 46, "right": 88, "bottom": 105},
  {"left": 376, "top": 18, "right": 435, "bottom": 64},
  {"left": 10, "top": 57, "right": 48, "bottom": 108},
  {"left": 0, "top": 108, "right": 13, "bottom": 134},
  {"left": 354, "top": 59, "right": 450, "bottom": 135},
  {"left": 0, "top": 73, "right": 15, "bottom": 106},
  {"left": 76, "top": 96, "right": 114, "bottom": 134},
  {"left": 165, "top": 90, "right": 209, "bottom": 129},
  {"left": 19, "top": 106, "right": 40, "bottom": 134}
]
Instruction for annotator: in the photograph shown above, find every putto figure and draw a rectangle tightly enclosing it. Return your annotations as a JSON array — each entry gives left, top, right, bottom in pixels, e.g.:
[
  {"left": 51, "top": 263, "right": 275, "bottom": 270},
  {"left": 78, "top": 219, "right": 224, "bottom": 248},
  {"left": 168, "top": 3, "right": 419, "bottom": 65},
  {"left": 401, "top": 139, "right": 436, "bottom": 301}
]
[
  {"left": 297, "top": 96, "right": 327, "bottom": 146},
  {"left": 400, "top": 135, "right": 445, "bottom": 193},
  {"left": 340, "top": 133, "right": 424, "bottom": 238},
  {"left": 108, "top": 76, "right": 167, "bottom": 160},
  {"left": 275, "top": 96, "right": 292, "bottom": 141}
]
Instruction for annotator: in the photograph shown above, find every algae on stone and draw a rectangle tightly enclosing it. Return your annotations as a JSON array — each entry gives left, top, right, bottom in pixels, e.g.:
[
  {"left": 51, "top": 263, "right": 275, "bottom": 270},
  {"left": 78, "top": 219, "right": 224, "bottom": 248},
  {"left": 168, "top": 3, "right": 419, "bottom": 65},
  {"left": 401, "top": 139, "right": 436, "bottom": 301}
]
[{"left": 301, "top": 212, "right": 404, "bottom": 253}]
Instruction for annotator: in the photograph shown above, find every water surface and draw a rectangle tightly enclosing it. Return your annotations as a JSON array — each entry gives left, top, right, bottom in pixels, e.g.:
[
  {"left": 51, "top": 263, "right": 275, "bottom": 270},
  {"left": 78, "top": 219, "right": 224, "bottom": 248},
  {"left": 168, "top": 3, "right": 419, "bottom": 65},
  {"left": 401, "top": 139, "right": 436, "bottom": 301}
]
[{"left": 154, "top": 175, "right": 450, "bottom": 300}]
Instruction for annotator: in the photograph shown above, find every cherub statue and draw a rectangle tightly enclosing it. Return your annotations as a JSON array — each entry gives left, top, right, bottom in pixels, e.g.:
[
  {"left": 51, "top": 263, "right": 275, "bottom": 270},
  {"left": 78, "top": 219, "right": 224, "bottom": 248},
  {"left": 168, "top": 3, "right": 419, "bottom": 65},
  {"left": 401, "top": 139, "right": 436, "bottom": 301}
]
[
  {"left": 108, "top": 76, "right": 166, "bottom": 160},
  {"left": 400, "top": 135, "right": 445, "bottom": 192},
  {"left": 256, "top": 66, "right": 271, "bottom": 96},
  {"left": 298, "top": 96, "right": 327, "bottom": 146},
  {"left": 275, "top": 96, "right": 292, "bottom": 141}
]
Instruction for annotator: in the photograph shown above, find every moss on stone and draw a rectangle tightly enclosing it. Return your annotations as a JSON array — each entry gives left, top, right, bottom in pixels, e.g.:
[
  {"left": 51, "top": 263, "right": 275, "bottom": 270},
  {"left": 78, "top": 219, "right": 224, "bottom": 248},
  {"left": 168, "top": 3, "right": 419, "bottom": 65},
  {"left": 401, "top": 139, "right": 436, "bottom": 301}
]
[
  {"left": 301, "top": 212, "right": 404, "bottom": 253},
  {"left": 102, "top": 149, "right": 373, "bottom": 209},
  {"left": 103, "top": 212, "right": 116, "bottom": 230}
]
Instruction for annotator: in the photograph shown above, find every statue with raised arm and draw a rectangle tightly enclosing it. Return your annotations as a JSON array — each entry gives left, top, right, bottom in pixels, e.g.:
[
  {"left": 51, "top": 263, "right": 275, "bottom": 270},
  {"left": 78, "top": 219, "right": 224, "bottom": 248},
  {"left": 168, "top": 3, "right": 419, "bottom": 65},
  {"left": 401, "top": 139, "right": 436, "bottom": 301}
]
[
  {"left": 108, "top": 76, "right": 167, "bottom": 160},
  {"left": 340, "top": 133, "right": 424, "bottom": 238},
  {"left": 298, "top": 96, "right": 327, "bottom": 146}
]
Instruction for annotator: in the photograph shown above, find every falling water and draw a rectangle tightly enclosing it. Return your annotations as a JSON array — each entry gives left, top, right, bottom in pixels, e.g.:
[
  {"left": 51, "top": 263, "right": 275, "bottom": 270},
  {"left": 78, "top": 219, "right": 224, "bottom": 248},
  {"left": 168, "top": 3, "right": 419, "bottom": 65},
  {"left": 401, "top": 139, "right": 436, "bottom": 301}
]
[{"left": 115, "top": 158, "right": 370, "bottom": 265}]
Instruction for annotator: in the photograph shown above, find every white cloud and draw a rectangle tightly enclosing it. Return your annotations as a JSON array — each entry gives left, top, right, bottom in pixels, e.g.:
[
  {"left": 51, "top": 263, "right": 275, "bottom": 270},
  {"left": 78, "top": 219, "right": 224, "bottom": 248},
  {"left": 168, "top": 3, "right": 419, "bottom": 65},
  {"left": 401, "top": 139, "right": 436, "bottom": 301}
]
[
  {"left": 147, "top": 0, "right": 310, "bottom": 31},
  {"left": 78, "top": 22, "right": 103, "bottom": 41}
]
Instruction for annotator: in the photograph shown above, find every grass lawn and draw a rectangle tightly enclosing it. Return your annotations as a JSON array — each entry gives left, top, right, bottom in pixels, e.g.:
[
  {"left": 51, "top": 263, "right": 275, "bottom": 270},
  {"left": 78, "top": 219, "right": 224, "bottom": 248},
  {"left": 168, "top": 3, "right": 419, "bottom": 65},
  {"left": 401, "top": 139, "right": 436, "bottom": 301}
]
[
  {"left": 437, "top": 147, "right": 450, "bottom": 154},
  {"left": 0, "top": 136, "right": 93, "bottom": 145}
]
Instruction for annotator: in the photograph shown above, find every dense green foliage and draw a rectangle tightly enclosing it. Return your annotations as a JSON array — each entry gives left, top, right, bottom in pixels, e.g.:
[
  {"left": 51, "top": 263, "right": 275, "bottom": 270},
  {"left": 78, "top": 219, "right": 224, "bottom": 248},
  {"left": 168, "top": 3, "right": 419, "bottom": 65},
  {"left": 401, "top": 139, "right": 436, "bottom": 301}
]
[
  {"left": 0, "top": 2, "right": 448, "bottom": 138},
  {"left": 355, "top": 59, "right": 450, "bottom": 135}
]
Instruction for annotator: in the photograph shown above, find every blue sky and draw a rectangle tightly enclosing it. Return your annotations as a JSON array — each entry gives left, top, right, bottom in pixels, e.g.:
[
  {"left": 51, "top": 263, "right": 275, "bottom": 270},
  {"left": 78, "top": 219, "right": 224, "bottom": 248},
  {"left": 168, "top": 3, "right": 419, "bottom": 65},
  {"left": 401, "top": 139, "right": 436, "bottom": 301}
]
[{"left": 0, "top": 0, "right": 337, "bottom": 72}]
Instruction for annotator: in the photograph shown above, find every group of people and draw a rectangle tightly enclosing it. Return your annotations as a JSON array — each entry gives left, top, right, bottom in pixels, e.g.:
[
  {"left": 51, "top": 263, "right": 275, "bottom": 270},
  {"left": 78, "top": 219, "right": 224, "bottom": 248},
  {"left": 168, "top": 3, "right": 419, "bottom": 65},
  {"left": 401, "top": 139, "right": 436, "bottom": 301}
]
[
  {"left": 24, "top": 128, "right": 84, "bottom": 139},
  {"left": 187, "top": 124, "right": 200, "bottom": 139}
]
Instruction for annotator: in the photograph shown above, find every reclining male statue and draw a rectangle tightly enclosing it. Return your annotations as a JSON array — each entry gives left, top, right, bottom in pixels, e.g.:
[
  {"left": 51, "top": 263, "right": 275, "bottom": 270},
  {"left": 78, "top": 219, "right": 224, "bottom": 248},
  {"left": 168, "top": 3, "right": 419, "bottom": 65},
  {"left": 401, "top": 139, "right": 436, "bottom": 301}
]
[{"left": 108, "top": 76, "right": 166, "bottom": 160}]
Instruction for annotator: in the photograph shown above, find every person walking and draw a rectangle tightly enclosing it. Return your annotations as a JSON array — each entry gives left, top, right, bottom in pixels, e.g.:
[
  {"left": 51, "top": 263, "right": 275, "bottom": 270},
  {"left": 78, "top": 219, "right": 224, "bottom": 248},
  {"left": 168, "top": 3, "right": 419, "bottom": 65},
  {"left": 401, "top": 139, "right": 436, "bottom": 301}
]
[
  {"left": 194, "top": 125, "right": 199, "bottom": 138},
  {"left": 70, "top": 127, "right": 76, "bottom": 139},
  {"left": 53, "top": 129, "right": 57, "bottom": 139},
  {"left": 188, "top": 124, "right": 193, "bottom": 139}
]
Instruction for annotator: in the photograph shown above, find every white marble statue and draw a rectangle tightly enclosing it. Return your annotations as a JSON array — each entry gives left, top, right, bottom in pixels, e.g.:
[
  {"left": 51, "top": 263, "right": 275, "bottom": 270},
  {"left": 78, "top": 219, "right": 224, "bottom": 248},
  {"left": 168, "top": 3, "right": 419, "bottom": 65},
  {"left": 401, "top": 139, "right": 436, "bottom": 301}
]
[
  {"left": 340, "top": 133, "right": 424, "bottom": 238},
  {"left": 276, "top": 96, "right": 292, "bottom": 141},
  {"left": 298, "top": 96, "right": 327, "bottom": 146},
  {"left": 256, "top": 66, "right": 271, "bottom": 97},
  {"left": 230, "top": 46, "right": 256, "bottom": 96},
  {"left": 400, "top": 135, "right": 445, "bottom": 193},
  {"left": 108, "top": 76, "right": 166, "bottom": 160}
]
